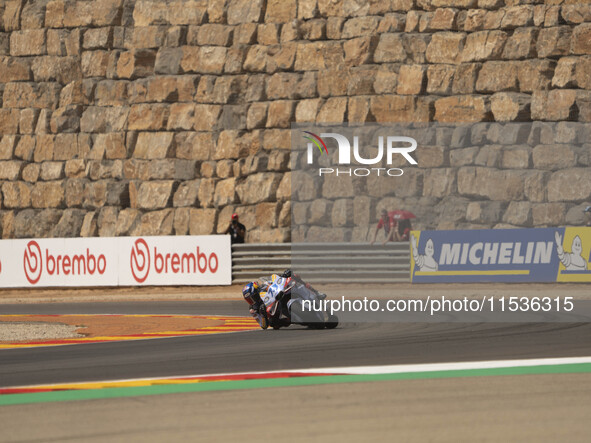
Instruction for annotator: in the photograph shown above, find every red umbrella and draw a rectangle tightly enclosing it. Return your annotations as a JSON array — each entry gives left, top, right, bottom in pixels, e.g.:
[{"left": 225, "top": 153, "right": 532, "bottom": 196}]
[{"left": 390, "top": 210, "right": 416, "bottom": 220}]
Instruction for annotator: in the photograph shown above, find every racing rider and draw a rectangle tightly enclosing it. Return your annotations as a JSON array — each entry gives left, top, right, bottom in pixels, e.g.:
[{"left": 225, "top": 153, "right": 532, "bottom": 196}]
[{"left": 241, "top": 270, "right": 326, "bottom": 319}]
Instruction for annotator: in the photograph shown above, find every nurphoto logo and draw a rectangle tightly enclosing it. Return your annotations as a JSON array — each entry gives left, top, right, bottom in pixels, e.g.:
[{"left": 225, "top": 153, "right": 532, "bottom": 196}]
[{"left": 302, "top": 131, "right": 418, "bottom": 177}]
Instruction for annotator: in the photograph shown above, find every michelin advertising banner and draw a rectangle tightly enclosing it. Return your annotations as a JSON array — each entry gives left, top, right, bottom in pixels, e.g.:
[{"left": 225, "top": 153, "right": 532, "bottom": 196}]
[{"left": 410, "top": 227, "right": 591, "bottom": 283}]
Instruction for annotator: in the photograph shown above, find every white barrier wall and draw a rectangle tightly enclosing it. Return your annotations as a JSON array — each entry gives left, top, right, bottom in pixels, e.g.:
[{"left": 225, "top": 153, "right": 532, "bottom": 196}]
[{"left": 0, "top": 235, "right": 231, "bottom": 288}]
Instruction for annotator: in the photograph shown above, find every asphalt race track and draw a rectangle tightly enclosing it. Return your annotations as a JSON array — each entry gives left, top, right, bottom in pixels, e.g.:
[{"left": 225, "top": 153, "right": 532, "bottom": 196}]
[{"left": 1, "top": 301, "right": 590, "bottom": 387}]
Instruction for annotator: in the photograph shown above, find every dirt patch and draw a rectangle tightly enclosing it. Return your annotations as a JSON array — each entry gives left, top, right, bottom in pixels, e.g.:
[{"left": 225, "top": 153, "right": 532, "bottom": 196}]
[
  {"left": 0, "top": 285, "right": 245, "bottom": 304},
  {"left": 0, "top": 315, "right": 223, "bottom": 344}
]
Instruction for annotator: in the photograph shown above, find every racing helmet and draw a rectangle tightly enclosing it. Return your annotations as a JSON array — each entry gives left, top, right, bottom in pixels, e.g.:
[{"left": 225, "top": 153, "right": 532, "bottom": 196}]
[
  {"left": 242, "top": 281, "right": 260, "bottom": 306},
  {"left": 282, "top": 269, "right": 292, "bottom": 278},
  {"left": 242, "top": 281, "right": 259, "bottom": 298}
]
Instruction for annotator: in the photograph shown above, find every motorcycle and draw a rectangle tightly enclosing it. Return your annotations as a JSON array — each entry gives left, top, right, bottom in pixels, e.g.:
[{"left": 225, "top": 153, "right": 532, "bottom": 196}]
[{"left": 252, "top": 274, "right": 339, "bottom": 330}]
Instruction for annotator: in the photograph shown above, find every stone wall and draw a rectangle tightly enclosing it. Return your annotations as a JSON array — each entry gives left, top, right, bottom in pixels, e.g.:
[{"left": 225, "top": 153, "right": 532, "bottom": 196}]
[{"left": 0, "top": 0, "right": 590, "bottom": 241}]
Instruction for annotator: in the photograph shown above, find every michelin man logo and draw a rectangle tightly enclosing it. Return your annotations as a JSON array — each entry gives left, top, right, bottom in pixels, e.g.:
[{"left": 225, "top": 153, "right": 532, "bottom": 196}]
[
  {"left": 555, "top": 232, "right": 589, "bottom": 271},
  {"left": 411, "top": 234, "right": 438, "bottom": 272}
]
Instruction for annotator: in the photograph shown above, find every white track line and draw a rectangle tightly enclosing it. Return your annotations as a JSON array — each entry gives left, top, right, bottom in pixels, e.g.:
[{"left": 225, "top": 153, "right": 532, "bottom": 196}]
[{"left": 4, "top": 356, "right": 590, "bottom": 390}]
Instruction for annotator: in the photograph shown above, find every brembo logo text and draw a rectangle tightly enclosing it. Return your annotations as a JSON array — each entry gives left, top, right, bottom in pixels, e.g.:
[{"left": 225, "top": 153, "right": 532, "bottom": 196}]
[
  {"left": 23, "top": 240, "right": 107, "bottom": 285},
  {"left": 304, "top": 132, "right": 418, "bottom": 176},
  {"left": 130, "top": 238, "right": 219, "bottom": 283}
]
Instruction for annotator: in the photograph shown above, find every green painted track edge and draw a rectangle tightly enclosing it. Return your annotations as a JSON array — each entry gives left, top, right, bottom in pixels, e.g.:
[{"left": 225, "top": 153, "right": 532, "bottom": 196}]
[{"left": 2, "top": 363, "right": 590, "bottom": 406}]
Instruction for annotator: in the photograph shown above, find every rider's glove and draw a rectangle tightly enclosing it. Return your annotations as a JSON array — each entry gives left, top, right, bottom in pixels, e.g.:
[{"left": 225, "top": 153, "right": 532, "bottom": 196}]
[{"left": 250, "top": 302, "right": 265, "bottom": 316}]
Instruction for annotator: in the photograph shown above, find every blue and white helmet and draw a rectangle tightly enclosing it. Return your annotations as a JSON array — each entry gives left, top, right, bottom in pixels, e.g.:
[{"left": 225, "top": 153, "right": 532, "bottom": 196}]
[{"left": 242, "top": 281, "right": 259, "bottom": 298}]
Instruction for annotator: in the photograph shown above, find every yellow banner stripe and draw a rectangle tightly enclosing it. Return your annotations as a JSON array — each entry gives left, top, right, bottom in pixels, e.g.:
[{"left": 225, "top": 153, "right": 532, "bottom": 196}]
[{"left": 416, "top": 270, "right": 530, "bottom": 276}]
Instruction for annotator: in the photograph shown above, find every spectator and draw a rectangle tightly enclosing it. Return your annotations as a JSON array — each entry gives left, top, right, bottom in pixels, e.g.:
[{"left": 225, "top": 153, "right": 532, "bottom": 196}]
[
  {"left": 585, "top": 206, "right": 591, "bottom": 227},
  {"left": 396, "top": 217, "right": 412, "bottom": 241},
  {"left": 370, "top": 209, "right": 397, "bottom": 245},
  {"left": 225, "top": 213, "right": 246, "bottom": 244}
]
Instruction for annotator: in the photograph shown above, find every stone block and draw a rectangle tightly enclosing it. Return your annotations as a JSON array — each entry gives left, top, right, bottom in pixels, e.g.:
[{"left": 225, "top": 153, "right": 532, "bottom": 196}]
[
  {"left": 40, "top": 162, "right": 64, "bottom": 181},
  {"left": 83, "top": 27, "right": 113, "bottom": 50},
  {"left": 426, "top": 32, "right": 465, "bottom": 64},
  {"left": 197, "top": 178, "right": 215, "bottom": 208},
  {"left": 266, "top": 100, "right": 294, "bottom": 128},
  {"left": 370, "top": 95, "right": 430, "bottom": 123},
  {"left": 236, "top": 173, "right": 282, "bottom": 205},
  {"left": 131, "top": 209, "right": 174, "bottom": 236},
  {"left": 31, "top": 181, "right": 65, "bottom": 208},
  {"left": 215, "top": 130, "right": 260, "bottom": 159},
  {"left": 132, "top": 181, "right": 174, "bottom": 209},
  {"left": 343, "top": 36, "right": 377, "bottom": 67},
  {"left": 0, "top": 109, "right": 20, "bottom": 134},
  {"left": 552, "top": 57, "right": 578, "bottom": 89},
  {"left": 117, "top": 49, "right": 156, "bottom": 79},
  {"left": 331, "top": 199, "right": 354, "bottom": 227},
  {"left": 503, "top": 201, "right": 532, "bottom": 226},
  {"left": 532, "top": 145, "right": 577, "bottom": 171},
  {"left": 94, "top": 133, "right": 127, "bottom": 160},
  {"left": 575, "top": 56, "right": 591, "bottom": 90},
  {"left": 457, "top": 167, "right": 526, "bottom": 201},
  {"left": 131, "top": 26, "right": 166, "bottom": 49},
  {"left": 33, "top": 134, "right": 54, "bottom": 162},
  {"left": 490, "top": 92, "right": 530, "bottom": 122},
  {"left": 264, "top": 0, "right": 296, "bottom": 22},
  {"left": 15, "top": 135, "right": 36, "bottom": 161},
  {"left": 536, "top": 26, "right": 571, "bottom": 58},
  {"left": 53, "top": 133, "right": 78, "bottom": 160},
  {"left": 81, "top": 51, "right": 110, "bottom": 77},
  {"left": 128, "top": 104, "right": 169, "bottom": 131},
  {"left": 531, "top": 90, "right": 577, "bottom": 121},
  {"left": 133, "top": 132, "right": 174, "bottom": 159},
  {"left": 316, "top": 97, "right": 347, "bottom": 123},
  {"left": 246, "top": 102, "right": 268, "bottom": 129},
  {"left": 50, "top": 105, "right": 82, "bottom": 133},
  {"left": 460, "top": 30, "right": 506, "bottom": 62},
  {"left": 154, "top": 48, "right": 183, "bottom": 75},
  {"left": 0, "top": 56, "right": 31, "bottom": 82},
  {"left": 500, "top": 5, "right": 533, "bottom": 29},
  {"left": 531, "top": 203, "right": 565, "bottom": 226},
  {"left": 146, "top": 76, "right": 197, "bottom": 103},
  {"left": 188, "top": 208, "right": 217, "bottom": 235},
  {"left": 166, "top": 103, "right": 194, "bottom": 131},
  {"left": 0, "top": 136, "right": 16, "bottom": 160},
  {"left": 175, "top": 132, "right": 213, "bottom": 160},
  {"left": 3, "top": 82, "right": 60, "bottom": 109},
  {"left": 396, "top": 64, "right": 423, "bottom": 95},
  {"left": 374, "top": 33, "right": 406, "bottom": 63},
  {"left": 502, "top": 27, "right": 537, "bottom": 59},
  {"left": 133, "top": 0, "right": 206, "bottom": 26},
  {"left": 213, "top": 177, "right": 236, "bottom": 206},
  {"left": 476, "top": 61, "right": 518, "bottom": 93},
  {"left": 502, "top": 146, "right": 530, "bottom": 169},
  {"left": 517, "top": 59, "right": 555, "bottom": 93},
  {"left": 10, "top": 29, "right": 46, "bottom": 56},
  {"left": 426, "top": 65, "right": 454, "bottom": 95},
  {"left": 95, "top": 80, "right": 128, "bottom": 106},
  {"left": 571, "top": 23, "right": 591, "bottom": 55},
  {"left": 227, "top": 0, "right": 264, "bottom": 24},
  {"left": 2, "top": 182, "right": 31, "bottom": 208},
  {"left": 181, "top": 46, "right": 227, "bottom": 74},
  {"left": 65, "top": 159, "right": 87, "bottom": 178},
  {"left": 80, "top": 106, "right": 129, "bottom": 132},
  {"left": 173, "top": 207, "right": 190, "bottom": 235},
  {"left": 423, "top": 168, "right": 456, "bottom": 198},
  {"left": 434, "top": 95, "right": 489, "bottom": 123}
]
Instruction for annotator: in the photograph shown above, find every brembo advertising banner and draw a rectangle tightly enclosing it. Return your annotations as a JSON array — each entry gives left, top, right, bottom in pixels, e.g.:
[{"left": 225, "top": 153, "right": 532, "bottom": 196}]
[
  {"left": 410, "top": 227, "right": 591, "bottom": 283},
  {"left": 119, "top": 235, "right": 231, "bottom": 286},
  {"left": 0, "top": 235, "right": 231, "bottom": 288}
]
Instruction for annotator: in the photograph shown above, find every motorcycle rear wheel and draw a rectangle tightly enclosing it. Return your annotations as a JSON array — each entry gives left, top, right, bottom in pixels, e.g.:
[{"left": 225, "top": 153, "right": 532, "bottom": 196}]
[{"left": 324, "top": 314, "right": 339, "bottom": 329}]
